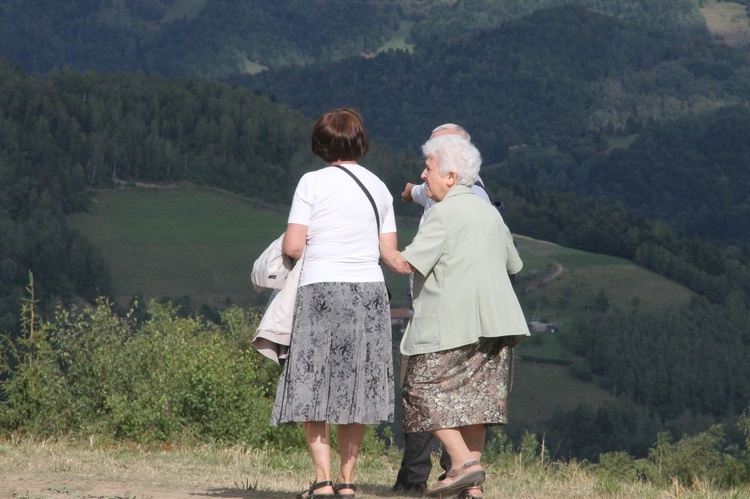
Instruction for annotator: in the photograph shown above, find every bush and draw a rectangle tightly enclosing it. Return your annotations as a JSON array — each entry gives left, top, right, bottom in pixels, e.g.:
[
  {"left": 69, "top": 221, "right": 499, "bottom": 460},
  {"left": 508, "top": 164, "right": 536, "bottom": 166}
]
[
  {"left": 644, "top": 426, "right": 730, "bottom": 487},
  {"left": 0, "top": 274, "right": 69, "bottom": 433},
  {"left": 0, "top": 286, "right": 305, "bottom": 448},
  {"left": 593, "top": 451, "right": 648, "bottom": 483}
]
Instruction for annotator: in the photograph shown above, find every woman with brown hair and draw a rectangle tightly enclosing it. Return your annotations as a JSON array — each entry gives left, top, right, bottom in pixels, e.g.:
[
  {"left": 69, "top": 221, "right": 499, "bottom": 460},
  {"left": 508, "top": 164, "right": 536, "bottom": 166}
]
[{"left": 271, "top": 108, "right": 396, "bottom": 499}]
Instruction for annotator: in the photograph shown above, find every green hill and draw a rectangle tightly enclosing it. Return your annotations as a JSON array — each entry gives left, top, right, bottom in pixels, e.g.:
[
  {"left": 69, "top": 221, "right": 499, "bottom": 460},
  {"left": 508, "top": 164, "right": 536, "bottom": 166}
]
[
  {"left": 67, "top": 186, "right": 419, "bottom": 312},
  {"left": 68, "top": 186, "right": 693, "bottom": 315}
]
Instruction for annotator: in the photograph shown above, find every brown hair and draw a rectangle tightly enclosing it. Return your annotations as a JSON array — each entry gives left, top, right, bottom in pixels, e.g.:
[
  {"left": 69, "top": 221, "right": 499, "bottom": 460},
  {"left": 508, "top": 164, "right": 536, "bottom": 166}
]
[{"left": 311, "top": 108, "right": 370, "bottom": 163}]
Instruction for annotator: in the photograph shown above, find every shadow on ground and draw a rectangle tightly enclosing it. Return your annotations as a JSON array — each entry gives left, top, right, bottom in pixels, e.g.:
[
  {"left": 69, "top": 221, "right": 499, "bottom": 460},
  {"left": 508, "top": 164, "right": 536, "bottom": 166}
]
[{"left": 193, "top": 482, "right": 422, "bottom": 498}]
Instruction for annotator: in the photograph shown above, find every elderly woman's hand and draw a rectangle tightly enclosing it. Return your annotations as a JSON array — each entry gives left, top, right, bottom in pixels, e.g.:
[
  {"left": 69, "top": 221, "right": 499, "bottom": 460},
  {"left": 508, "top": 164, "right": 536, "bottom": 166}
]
[{"left": 379, "top": 234, "right": 414, "bottom": 275}]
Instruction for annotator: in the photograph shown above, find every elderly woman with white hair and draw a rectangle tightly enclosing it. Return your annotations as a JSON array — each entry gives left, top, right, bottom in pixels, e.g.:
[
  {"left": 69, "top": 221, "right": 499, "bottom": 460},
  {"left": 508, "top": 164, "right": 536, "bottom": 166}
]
[{"left": 381, "top": 134, "right": 529, "bottom": 499}]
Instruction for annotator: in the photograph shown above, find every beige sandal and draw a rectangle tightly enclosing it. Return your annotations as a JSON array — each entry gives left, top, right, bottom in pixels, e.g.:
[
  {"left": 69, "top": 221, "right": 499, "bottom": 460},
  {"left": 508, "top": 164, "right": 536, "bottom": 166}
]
[
  {"left": 426, "top": 461, "right": 485, "bottom": 498},
  {"left": 333, "top": 482, "right": 356, "bottom": 499}
]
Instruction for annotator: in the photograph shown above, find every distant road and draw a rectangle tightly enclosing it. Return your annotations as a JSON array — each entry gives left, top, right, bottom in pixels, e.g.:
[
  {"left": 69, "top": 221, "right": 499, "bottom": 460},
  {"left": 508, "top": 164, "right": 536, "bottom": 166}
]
[
  {"left": 514, "top": 235, "right": 564, "bottom": 292},
  {"left": 521, "top": 261, "right": 563, "bottom": 292}
]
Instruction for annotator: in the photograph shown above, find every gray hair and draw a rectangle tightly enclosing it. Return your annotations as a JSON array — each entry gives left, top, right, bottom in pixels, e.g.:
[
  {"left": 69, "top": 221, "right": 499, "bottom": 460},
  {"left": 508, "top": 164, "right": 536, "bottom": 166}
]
[
  {"left": 431, "top": 123, "right": 471, "bottom": 141},
  {"left": 421, "top": 134, "right": 481, "bottom": 187}
]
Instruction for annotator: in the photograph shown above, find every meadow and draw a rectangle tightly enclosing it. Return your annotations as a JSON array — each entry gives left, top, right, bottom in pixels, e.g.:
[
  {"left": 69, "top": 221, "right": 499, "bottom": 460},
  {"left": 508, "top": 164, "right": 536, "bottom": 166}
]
[
  {"left": 68, "top": 186, "right": 417, "bottom": 312},
  {"left": 69, "top": 187, "right": 693, "bottom": 316}
]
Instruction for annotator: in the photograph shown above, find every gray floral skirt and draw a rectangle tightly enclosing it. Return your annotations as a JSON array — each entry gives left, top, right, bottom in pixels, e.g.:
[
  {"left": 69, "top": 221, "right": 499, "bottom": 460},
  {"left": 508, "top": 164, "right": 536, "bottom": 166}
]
[
  {"left": 271, "top": 282, "right": 394, "bottom": 426},
  {"left": 402, "top": 337, "right": 513, "bottom": 432}
]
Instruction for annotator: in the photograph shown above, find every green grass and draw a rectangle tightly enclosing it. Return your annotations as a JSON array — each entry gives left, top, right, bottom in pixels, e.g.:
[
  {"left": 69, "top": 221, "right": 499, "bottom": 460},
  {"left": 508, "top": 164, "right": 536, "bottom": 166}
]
[
  {"left": 514, "top": 235, "right": 693, "bottom": 314},
  {"left": 376, "top": 20, "right": 416, "bottom": 54},
  {"left": 69, "top": 187, "right": 415, "bottom": 310},
  {"left": 606, "top": 134, "right": 638, "bottom": 152},
  {"left": 68, "top": 187, "right": 290, "bottom": 310},
  {"left": 238, "top": 57, "right": 269, "bottom": 75}
]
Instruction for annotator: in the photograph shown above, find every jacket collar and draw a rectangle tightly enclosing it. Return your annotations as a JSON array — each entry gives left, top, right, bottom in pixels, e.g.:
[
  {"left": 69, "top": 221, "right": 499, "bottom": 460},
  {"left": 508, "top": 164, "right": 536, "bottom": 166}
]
[{"left": 442, "top": 184, "right": 472, "bottom": 201}]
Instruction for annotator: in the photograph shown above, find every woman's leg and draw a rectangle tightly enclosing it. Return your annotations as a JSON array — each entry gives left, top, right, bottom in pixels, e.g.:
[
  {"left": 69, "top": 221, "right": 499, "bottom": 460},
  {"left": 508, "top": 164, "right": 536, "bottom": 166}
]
[
  {"left": 303, "top": 421, "right": 334, "bottom": 495},
  {"left": 459, "top": 424, "right": 486, "bottom": 464},
  {"left": 336, "top": 423, "right": 365, "bottom": 490},
  {"left": 433, "top": 424, "right": 486, "bottom": 469},
  {"left": 428, "top": 425, "right": 486, "bottom": 496}
]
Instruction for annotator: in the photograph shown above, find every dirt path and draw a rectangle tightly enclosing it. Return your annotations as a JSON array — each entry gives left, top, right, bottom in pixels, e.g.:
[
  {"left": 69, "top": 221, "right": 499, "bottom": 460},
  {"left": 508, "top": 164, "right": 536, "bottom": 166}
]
[
  {"left": 520, "top": 261, "right": 564, "bottom": 292},
  {"left": 4, "top": 473, "right": 205, "bottom": 499},
  {"left": 2, "top": 472, "right": 406, "bottom": 499}
]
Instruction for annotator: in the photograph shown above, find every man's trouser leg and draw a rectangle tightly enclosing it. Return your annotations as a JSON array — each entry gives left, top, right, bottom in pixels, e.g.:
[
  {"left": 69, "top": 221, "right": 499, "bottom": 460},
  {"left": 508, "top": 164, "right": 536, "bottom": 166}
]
[{"left": 394, "top": 431, "right": 440, "bottom": 492}]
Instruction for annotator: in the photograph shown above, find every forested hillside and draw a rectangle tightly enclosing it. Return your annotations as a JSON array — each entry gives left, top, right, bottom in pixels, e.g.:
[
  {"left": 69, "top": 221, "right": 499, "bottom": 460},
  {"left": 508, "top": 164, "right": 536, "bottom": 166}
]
[
  {"left": 2, "top": 61, "right": 750, "bottom": 460},
  {"left": 502, "top": 105, "right": 750, "bottom": 243},
  {"left": 241, "top": 7, "right": 750, "bottom": 159},
  {"left": 3, "top": 2, "right": 750, "bottom": 244},
  {"left": 0, "top": 0, "right": 729, "bottom": 78},
  {"left": 240, "top": 6, "right": 750, "bottom": 244},
  {"left": 0, "top": 0, "right": 400, "bottom": 77},
  {"left": 409, "top": 0, "right": 709, "bottom": 47}
]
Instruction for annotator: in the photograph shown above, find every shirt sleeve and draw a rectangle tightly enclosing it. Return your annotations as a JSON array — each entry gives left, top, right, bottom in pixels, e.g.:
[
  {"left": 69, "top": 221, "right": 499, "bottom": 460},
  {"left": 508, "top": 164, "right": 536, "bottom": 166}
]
[
  {"left": 411, "top": 183, "right": 430, "bottom": 208},
  {"left": 381, "top": 200, "right": 397, "bottom": 234},
  {"left": 288, "top": 173, "right": 314, "bottom": 225},
  {"left": 401, "top": 207, "right": 446, "bottom": 276},
  {"left": 470, "top": 183, "right": 492, "bottom": 204}
]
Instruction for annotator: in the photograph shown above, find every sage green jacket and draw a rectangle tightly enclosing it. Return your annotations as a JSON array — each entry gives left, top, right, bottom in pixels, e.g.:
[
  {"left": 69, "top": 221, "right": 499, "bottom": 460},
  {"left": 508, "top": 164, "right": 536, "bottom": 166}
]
[{"left": 400, "top": 185, "right": 529, "bottom": 355}]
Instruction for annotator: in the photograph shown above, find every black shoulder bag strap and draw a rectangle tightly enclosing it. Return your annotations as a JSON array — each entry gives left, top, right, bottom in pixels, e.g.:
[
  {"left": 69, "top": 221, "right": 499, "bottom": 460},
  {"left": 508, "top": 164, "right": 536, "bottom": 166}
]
[
  {"left": 333, "top": 165, "right": 381, "bottom": 234},
  {"left": 474, "top": 178, "right": 506, "bottom": 213},
  {"left": 334, "top": 165, "right": 391, "bottom": 300}
]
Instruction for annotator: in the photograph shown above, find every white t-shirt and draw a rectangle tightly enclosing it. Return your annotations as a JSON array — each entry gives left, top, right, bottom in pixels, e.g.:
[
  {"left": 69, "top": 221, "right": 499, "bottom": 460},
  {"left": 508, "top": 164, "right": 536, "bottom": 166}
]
[{"left": 288, "top": 164, "right": 396, "bottom": 286}]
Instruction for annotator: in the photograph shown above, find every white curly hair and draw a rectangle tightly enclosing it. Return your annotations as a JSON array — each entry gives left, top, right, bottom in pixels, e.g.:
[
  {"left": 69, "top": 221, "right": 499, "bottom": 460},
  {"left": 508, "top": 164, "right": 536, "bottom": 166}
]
[{"left": 421, "top": 134, "right": 481, "bottom": 187}]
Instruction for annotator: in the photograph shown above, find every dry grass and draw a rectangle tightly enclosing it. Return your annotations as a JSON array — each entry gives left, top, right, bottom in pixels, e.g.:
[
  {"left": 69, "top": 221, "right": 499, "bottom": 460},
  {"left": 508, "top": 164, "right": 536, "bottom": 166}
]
[{"left": 1, "top": 437, "right": 747, "bottom": 499}]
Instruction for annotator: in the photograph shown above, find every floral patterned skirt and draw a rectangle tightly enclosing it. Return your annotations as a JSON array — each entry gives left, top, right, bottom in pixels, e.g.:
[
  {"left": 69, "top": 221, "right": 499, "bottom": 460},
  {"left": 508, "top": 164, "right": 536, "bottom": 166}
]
[
  {"left": 402, "top": 337, "right": 513, "bottom": 432},
  {"left": 271, "top": 282, "right": 394, "bottom": 426}
]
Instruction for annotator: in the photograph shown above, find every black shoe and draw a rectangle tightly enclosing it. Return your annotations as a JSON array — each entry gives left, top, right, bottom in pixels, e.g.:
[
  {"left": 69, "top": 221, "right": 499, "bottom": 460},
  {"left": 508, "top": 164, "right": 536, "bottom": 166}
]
[{"left": 392, "top": 482, "right": 427, "bottom": 494}]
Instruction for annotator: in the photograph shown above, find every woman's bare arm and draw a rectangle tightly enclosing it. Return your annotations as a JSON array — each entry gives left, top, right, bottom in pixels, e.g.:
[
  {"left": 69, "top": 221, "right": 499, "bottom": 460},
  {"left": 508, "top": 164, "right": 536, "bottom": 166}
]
[
  {"left": 282, "top": 223, "right": 308, "bottom": 260},
  {"left": 379, "top": 232, "right": 414, "bottom": 274}
]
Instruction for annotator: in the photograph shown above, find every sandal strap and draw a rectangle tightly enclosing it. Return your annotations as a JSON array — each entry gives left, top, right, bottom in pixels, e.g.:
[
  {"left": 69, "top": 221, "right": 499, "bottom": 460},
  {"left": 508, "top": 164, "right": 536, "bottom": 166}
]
[
  {"left": 446, "top": 460, "right": 480, "bottom": 478},
  {"left": 334, "top": 483, "right": 357, "bottom": 492},
  {"left": 311, "top": 480, "right": 334, "bottom": 491},
  {"left": 297, "top": 480, "right": 335, "bottom": 499}
]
